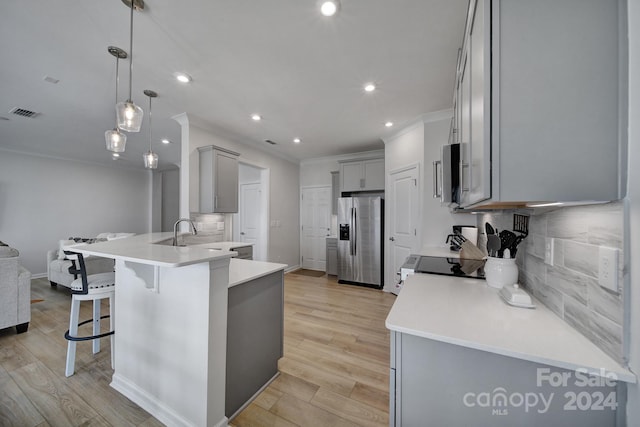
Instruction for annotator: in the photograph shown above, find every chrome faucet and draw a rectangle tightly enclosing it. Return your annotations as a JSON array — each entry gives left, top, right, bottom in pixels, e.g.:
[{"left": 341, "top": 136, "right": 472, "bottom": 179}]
[{"left": 173, "top": 218, "right": 198, "bottom": 246}]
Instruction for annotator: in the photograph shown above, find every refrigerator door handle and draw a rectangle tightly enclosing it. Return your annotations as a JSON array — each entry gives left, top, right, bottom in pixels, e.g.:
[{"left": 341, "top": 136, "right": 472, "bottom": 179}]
[{"left": 352, "top": 207, "right": 357, "bottom": 256}]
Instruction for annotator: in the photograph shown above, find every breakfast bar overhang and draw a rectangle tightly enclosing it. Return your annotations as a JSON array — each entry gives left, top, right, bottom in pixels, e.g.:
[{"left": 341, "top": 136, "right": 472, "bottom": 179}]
[{"left": 70, "top": 233, "right": 236, "bottom": 427}]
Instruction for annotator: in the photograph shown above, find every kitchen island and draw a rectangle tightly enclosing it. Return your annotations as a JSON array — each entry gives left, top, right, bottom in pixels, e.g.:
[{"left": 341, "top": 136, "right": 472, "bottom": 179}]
[
  {"left": 226, "top": 258, "right": 286, "bottom": 419},
  {"left": 386, "top": 274, "right": 635, "bottom": 427},
  {"left": 69, "top": 233, "right": 284, "bottom": 427}
]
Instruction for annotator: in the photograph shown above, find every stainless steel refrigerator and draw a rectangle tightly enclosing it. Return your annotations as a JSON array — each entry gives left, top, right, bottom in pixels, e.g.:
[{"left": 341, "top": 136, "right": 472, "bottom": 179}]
[{"left": 337, "top": 196, "right": 384, "bottom": 288}]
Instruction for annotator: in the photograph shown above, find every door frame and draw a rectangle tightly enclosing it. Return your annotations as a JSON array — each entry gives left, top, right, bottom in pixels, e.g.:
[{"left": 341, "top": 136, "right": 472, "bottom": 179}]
[
  {"left": 234, "top": 160, "right": 270, "bottom": 261},
  {"left": 299, "top": 185, "right": 332, "bottom": 270},
  {"left": 385, "top": 163, "right": 422, "bottom": 292}
]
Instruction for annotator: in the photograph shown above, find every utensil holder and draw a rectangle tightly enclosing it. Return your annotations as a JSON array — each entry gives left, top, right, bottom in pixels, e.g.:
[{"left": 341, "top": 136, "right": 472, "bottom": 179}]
[{"left": 484, "top": 256, "right": 518, "bottom": 289}]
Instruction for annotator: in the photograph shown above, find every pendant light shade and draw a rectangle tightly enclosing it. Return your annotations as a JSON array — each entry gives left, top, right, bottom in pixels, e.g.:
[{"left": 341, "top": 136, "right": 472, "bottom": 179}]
[
  {"left": 117, "top": 0, "right": 144, "bottom": 132},
  {"left": 105, "top": 46, "right": 128, "bottom": 152},
  {"left": 143, "top": 150, "right": 159, "bottom": 169},
  {"left": 105, "top": 129, "right": 127, "bottom": 152},
  {"left": 143, "top": 89, "right": 158, "bottom": 169},
  {"left": 116, "top": 101, "right": 143, "bottom": 132}
]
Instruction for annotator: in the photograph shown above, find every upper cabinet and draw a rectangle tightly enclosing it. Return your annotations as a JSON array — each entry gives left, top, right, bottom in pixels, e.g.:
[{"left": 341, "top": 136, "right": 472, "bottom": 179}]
[
  {"left": 450, "top": 0, "right": 626, "bottom": 208},
  {"left": 331, "top": 171, "right": 340, "bottom": 214},
  {"left": 198, "top": 145, "right": 240, "bottom": 213},
  {"left": 340, "top": 158, "right": 385, "bottom": 193}
]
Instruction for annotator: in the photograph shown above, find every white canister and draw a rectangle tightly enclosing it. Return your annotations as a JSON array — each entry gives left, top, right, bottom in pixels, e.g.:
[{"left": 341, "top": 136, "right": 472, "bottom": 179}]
[
  {"left": 484, "top": 256, "right": 518, "bottom": 289},
  {"left": 461, "top": 227, "right": 478, "bottom": 246}
]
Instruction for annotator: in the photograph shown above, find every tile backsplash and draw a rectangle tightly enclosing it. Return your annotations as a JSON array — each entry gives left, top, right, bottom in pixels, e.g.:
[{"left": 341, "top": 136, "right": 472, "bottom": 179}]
[
  {"left": 190, "top": 213, "right": 227, "bottom": 241},
  {"left": 477, "top": 202, "right": 625, "bottom": 364}
]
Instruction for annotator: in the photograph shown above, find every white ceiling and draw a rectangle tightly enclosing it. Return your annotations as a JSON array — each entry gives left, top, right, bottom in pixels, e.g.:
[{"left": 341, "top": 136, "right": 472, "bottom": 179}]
[{"left": 0, "top": 0, "right": 467, "bottom": 169}]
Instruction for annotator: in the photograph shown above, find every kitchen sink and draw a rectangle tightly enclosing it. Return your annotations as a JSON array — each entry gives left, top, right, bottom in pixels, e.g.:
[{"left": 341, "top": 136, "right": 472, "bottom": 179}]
[{"left": 152, "top": 237, "right": 222, "bottom": 248}]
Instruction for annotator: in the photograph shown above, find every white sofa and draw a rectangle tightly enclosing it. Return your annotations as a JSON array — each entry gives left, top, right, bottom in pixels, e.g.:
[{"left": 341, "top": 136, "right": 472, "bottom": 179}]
[
  {"left": 0, "top": 245, "right": 31, "bottom": 333},
  {"left": 47, "top": 233, "right": 134, "bottom": 288}
]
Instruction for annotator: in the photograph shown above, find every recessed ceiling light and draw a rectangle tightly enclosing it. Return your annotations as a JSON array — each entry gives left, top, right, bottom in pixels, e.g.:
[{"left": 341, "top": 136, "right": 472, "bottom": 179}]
[
  {"left": 43, "top": 75, "right": 60, "bottom": 84},
  {"left": 320, "top": 0, "right": 340, "bottom": 17},
  {"left": 161, "top": 138, "right": 171, "bottom": 144},
  {"left": 293, "top": 138, "right": 301, "bottom": 144},
  {"left": 251, "top": 114, "right": 262, "bottom": 121},
  {"left": 174, "top": 72, "right": 192, "bottom": 83},
  {"left": 364, "top": 83, "right": 376, "bottom": 92},
  {"left": 385, "top": 121, "right": 394, "bottom": 127}
]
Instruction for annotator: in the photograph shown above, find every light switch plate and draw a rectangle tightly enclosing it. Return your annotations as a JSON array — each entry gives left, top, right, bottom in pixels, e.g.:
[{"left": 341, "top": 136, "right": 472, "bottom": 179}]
[
  {"left": 599, "top": 247, "right": 619, "bottom": 292},
  {"left": 544, "top": 238, "right": 554, "bottom": 266}
]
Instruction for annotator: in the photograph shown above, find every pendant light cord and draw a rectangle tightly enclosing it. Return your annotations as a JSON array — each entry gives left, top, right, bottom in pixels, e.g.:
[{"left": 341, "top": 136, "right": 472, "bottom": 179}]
[
  {"left": 128, "top": 0, "right": 134, "bottom": 102},
  {"left": 115, "top": 56, "right": 120, "bottom": 128},
  {"left": 148, "top": 95, "right": 152, "bottom": 151}
]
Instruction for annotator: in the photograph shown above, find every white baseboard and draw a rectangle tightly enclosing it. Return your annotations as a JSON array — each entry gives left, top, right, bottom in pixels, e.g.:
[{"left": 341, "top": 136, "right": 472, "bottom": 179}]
[
  {"left": 284, "top": 264, "right": 301, "bottom": 273},
  {"left": 111, "top": 374, "right": 228, "bottom": 427},
  {"left": 228, "top": 372, "right": 280, "bottom": 421}
]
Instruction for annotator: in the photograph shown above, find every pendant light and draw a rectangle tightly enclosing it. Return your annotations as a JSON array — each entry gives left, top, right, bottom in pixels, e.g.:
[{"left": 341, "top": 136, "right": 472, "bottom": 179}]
[
  {"left": 115, "top": 0, "right": 144, "bottom": 132},
  {"left": 143, "top": 89, "right": 158, "bottom": 169},
  {"left": 105, "top": 46, "right": 128, "bottom": 152}
]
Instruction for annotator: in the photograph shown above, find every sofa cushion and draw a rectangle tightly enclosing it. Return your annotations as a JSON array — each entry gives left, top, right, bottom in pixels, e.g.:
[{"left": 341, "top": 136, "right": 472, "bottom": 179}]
[{"left": 0, "top": 246, "right": 19, "bottom": 258}]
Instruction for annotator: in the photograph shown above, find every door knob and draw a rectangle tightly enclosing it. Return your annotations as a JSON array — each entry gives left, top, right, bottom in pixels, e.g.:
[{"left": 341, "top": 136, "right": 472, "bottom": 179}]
[
  {"left": 240, "top": 232, "right": 245, "bottom": 235},
  {"left": 389, "top": 237, "right": 395, "bottom": 241}
]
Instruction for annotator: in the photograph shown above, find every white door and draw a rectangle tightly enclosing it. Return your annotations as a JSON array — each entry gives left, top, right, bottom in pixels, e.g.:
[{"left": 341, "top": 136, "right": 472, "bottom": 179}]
[
  {"left": 238, "top": 182, "right": 262, "bottom": 260},
  {"left": 387, "top": 166, "right": 420, "bottom": 291},
  {"left": 300, "top": 186, "right": 331, "bottom": 271}
]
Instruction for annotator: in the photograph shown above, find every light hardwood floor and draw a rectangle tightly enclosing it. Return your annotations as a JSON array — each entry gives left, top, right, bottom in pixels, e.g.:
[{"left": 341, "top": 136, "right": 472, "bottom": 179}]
[{"left": 0, "top": 272, "right": 396, "bottom": 426}]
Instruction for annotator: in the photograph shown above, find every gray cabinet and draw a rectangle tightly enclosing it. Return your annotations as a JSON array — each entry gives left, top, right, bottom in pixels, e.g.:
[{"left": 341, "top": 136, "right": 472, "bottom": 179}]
[
  {"left": 326, "top": 237, "right": 337, "bottom": 276},
  {"left": 230, "top": 245, "right": 253, "bottom": 260},
  {"left": 331, "top": 171, "right": 340, "bottom": 215},
  {"left": 339, "top": 158, "right": 385, "bottom": 193},
  {"left": 226, "top": 270, "right": 283, "bottom": 418},
  {"left": 390, "top": 331, "right": 619, "bottom": 426},
  {"left": 451, "top": 0, "right": 625, "bottom": 208},
  {"left": 198, "top": 145, "right": 240, "bottom": 213}
]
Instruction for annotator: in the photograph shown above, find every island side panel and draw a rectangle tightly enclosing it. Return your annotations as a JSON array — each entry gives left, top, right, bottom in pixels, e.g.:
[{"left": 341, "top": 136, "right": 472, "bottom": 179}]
[
  {"left": 394, "top": 333, "right": 620, "bottom": 427},
  {"left": 226, "top": 270, "right": 284, "bottom": 418},
  {"left": 110, "top": 258, "right": 230, "bottom": 427}
]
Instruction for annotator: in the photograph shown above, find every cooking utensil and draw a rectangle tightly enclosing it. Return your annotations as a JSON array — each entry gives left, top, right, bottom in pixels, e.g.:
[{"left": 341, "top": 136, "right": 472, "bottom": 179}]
[
  {"left": 487, "top": 234, "right": 501, "bottom": 257},
  {"left": 498, "top": 230, "right": 517, "bottom": 258},
  {"left": 509, "top": 234, "right": 526, "bottom": 257},
  {"left": 485, "top": 222, "right": 495, "bottom": 236}
]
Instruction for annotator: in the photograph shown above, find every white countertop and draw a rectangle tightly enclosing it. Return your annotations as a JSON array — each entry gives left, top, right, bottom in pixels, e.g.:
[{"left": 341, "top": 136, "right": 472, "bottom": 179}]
[
  {"left": 199, "top": 241, "right": 253, "bottom": 251},
  {"left": 67, "top": 232, "right": 235, "bottom": 268},
  {"left": 386, "top": 273, "right": 636, "bottom": 383},
  {"left": 228, "top": 258, "right": 287, "bottom": 288}
]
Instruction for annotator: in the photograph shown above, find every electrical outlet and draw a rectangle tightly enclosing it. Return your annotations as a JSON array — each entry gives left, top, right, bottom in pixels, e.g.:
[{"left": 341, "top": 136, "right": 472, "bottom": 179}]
[
  {"left": 599, "top": 247, "right": 619, "bottom": 292},
  {"left": 544, "top": 238, "right": 554, "bottom": 266},
  {"left": 217, "top": 222, "right": 224, "bottom": 230}
]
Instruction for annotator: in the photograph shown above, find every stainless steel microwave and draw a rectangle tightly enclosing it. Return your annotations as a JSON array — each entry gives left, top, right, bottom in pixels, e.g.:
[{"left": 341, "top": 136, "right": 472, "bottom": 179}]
[{"left": 433, "top": 143, "right": 461, "bottom": 206}]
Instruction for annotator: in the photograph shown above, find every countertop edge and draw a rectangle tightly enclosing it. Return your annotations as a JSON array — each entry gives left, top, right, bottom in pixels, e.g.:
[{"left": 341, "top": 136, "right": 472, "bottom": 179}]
[
  {"left": 386, "top": 274, "right": 636, "bottom": 384},
  {"left": 385, "top": 320, "right": 636, "bottom": 383},
  {"left": 228, "top": 258, "right": 287, "bottom": 287}
]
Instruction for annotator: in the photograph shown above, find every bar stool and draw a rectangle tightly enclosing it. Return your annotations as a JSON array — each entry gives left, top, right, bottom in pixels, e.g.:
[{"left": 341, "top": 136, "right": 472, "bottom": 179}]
[{"left": 63, "top": 250, "right": 115, "bottom": 377}]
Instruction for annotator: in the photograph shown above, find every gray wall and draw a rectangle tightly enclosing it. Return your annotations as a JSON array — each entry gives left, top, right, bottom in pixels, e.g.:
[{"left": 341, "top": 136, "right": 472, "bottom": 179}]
[
  {"left": 626, "top": 0, "right": 639, "bottom": 422},
  {"left": 187, "top": 124, "right": 300, "bottom": 267},
  {"left": 0, "top": 150, "right": 150, "bottom": 275},
  {"left": 478, "top": 203, "right": 624, "bottom": 364}
]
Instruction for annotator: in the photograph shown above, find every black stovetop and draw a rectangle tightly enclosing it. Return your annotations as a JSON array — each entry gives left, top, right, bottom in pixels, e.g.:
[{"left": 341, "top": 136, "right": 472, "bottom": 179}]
[{"left": 414, "top": 256, "right": 486, "bottom": 279}]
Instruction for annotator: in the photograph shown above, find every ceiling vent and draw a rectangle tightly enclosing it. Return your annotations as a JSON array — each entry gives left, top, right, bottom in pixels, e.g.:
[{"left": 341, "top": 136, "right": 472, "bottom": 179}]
[
  {"left": 265, "top": 139, "right": 277, "bottom": 145},
  {"left": 9, "top": 107, "right": 40, "bottom": 118}
]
